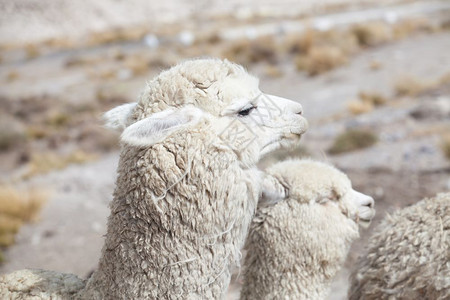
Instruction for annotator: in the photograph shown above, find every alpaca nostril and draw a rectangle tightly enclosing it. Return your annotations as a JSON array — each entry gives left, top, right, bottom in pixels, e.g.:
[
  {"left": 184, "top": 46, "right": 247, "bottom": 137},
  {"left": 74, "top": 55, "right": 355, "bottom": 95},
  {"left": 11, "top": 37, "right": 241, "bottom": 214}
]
[{"left": 366, "top": 197, "right": 375, "bottom": 208}]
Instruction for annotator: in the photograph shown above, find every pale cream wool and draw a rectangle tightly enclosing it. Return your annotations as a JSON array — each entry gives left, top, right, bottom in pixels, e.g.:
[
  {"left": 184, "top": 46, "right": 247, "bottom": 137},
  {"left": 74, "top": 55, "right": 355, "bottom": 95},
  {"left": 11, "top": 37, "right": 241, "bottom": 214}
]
[
  {"left": 0, "top": 58, "right": 308, "bottom": 299},
  {"left": 348, "top": 192, "right": 450, "bottom": 300},
  {"left": 240, "top": 159, "right": 375, "bottom": 300}
]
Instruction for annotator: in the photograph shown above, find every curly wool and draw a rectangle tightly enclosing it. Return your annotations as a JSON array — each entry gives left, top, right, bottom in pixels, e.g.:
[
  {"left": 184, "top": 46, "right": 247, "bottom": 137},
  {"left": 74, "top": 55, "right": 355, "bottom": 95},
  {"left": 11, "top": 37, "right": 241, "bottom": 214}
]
[
  {"left": 349, "top": 192, "right": 450, "bottom": 300},
  {"left": 0, "top": 58, "right": 307, "bottom": 299},
  {"left": 81, "top": 125, "right": 261, "bottom": 299},
  {"left": 0, "top": 59, "right": 262, "bottom": 300},
  {"left": 0, "top": 269, "right": 85, "bottom": 299},
  {"left": 240, "top": 159, "right": 361, "bottom": 300}
]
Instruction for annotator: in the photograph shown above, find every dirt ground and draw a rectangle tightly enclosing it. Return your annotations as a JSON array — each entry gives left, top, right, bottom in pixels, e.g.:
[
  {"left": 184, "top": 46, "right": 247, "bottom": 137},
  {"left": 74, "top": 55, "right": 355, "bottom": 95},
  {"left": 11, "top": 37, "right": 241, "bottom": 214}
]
[{"left": 1, "top": 1, "right": 449, "bottom": 299}]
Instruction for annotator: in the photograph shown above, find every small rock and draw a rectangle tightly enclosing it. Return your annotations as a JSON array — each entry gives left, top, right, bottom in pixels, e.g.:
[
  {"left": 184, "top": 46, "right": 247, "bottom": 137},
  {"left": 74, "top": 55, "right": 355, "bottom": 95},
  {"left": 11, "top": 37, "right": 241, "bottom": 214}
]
[
  {"left": 116, "top": 68, "right": 133, "bottom": 80},
  {"left": 177, "top": 31, "right": 195, "bottom": 46},
  {"left": 143, "top": 34, "right": 159, "bottom": 49},
  {"left": 410, "top": 97, "right": 450, "bottom": 120}
]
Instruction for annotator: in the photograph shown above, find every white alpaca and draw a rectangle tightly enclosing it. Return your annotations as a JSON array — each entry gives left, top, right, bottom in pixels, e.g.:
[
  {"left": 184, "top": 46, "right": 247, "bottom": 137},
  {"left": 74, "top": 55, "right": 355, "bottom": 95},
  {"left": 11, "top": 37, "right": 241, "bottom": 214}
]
[
  {"left": 0, "top": 58, "right": 308, "bottom": 299},
  {"left": 240, "top": 159, "right": 375, "bottom": 300},
  {"left": 349, "top": 192, "right": 450, "bottom": 300}
]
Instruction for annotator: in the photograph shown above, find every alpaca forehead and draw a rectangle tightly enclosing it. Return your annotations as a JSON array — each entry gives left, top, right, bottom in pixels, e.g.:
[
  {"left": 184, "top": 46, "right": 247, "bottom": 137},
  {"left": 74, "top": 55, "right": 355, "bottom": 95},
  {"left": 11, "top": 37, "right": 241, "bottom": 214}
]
[
  {"left": 136, "top": 59, "right": 260, "bottom": 116},
  {"left": 269, "top": 160, "right": 352, "bottom": 197}
]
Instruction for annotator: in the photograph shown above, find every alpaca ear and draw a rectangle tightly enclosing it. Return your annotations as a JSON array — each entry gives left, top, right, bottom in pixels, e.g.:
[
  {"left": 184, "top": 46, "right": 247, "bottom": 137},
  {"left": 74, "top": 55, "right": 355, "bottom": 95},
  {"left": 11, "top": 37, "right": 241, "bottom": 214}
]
[
  {"left": 259, "top": 174, "right": 287, "bottom": 208},
  {"left": 121, "top": 107, "right": 203, "bottom": 147},
  {"left": 103, "top": 103, "right": 137, "bottom": 131}
]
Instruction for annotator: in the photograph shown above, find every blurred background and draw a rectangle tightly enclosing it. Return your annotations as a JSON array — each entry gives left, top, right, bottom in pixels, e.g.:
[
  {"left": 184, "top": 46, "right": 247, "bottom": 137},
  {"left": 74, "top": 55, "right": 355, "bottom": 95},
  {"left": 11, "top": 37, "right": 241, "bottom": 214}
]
[{"left": 0, "top": 0, "right": 449, "bottom": 298}]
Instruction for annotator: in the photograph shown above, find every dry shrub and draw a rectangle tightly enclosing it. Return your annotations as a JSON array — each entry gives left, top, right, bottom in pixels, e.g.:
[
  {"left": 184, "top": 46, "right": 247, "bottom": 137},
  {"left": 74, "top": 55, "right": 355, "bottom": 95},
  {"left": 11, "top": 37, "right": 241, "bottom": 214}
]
[
  {"left": 295, "top": 45, "right": 347, "bottom": 75},
  {"left": 123, "top": 55, "right": 152, "bottom": 76},
  {"left": 347, "top": 100, "right": 374, "bottom": 115},
  {"left": 77, "top": 124, "right": 119, "bottom": 152},
  {"left": 285, "top": 30, "right": 316, "bottom": 54},
  {"left": 109, "top": 48, "right": 125, "bottom": 61},
  {"left": 6, "top": 71, "right": 20, "bottom": 82},
  {"left": 65, "top": 55, "right": 102, "bottom": 68},
  {"left": 25, "top": 44, "right": 40, "bottom": 59},
  {"left": 24, "top": 150, "right": 97, "bottom": 178},
  {"left": 393, "top": 18, "right": 435, "bottom": 39},
  {"left": 438, "top": 72, "right": 450, "bottom": 86},
  {"left": 0, "top": 116, "right": 26, "bottom": 151},
  {"left": 369, "top": 60, "right": 382, "bottom": 70},
  {"left": 359, "top": 91, "right": 388, "bottom": 106},
  {"left": 328, "top": 129, "right": 378, "bottom": 154},
  {"left": 43, "top": 37, "right": 75, "bottom": 50},
  {"left": 45, "top": 111, "right": 71, "bottom": 128},
  {"left": 26, "top": 126, "right": 48, "bottom": 140},
  {"left": 394, "top": 75, "right": 430, "bottom": 96},
  {"left": 351, "top": 22, "right": 391, "bottom": 47},
  {"left": 0, "top": 185, "right": 47, "bottom": 249},
  {"left": 287, "top": 29, "right": 358, "bottom": 55},
  {"left": 87, "top": 26, "right": 148, "bottom": 46},
  {"left": 441, "top": 134, "right": 450, "bottom": 160},
  {"left": 347, "top": 91, "right": 387, "bottom": 115},
  {"left": 264, "top": 64, "right": 283, "bottom": 78},
  {"left": 222, "top": 36, "right": 278, "bottom": 66}
]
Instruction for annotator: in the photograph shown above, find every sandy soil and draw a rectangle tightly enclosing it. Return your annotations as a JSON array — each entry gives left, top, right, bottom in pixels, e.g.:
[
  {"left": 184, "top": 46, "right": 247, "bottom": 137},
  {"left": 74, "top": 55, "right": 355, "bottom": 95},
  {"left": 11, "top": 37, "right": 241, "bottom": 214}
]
[{"left": 1, "top": 1, "right": 449, "bottom": 299}]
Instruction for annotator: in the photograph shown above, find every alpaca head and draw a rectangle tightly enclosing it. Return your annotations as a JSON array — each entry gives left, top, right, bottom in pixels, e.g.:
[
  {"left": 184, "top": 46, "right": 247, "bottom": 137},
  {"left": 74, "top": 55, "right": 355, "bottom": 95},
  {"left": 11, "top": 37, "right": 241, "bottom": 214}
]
[
  {"left": 261, "top": 159, "right": 375, "bottom": 227},
  {"left": 103, "top": 58, "right": 308, "bottom": 166}
]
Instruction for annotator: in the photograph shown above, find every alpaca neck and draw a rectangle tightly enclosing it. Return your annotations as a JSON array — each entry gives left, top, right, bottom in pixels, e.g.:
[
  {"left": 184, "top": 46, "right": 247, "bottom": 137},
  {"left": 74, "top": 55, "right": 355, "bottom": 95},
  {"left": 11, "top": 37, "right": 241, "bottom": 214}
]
[
  {"left": 241, "top": 257, "right": 333, "bottom": 300},
  {"left": 81, "top": 145, "right": 260, "bottom": 299}
]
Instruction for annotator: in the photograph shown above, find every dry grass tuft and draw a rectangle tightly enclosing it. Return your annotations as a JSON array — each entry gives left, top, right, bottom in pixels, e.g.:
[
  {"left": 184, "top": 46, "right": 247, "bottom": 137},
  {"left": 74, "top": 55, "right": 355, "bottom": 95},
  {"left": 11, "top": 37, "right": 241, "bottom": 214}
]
[
  {"left": 328, "top": 129, "right": 378, "bottom": 154},
  {"left": 359, "top": 91, "right": 388, "bottom": 106},
  {"left": 369, "top": 60, "right": 382, "bottom": 70},
  {"left": 25, "top": 44, "right": 40, "bottom": 59},
  {"left": 87, "top": 26, "right": 148, "bottom": 46},
  {"left": 441, "top": 134, "right": 450, "bottom": 160},
  {"left": 264, "top": 64, "right": 283, "bottom": 78},
  {"left": 0, "top": 117, "right": 26, "bottom": 152},
  {"left": 394, "top": 72, "right": 450, "bottom": 97},
  {"left": 393, "top": 18, "right": 435, "bottom": 39},
  {"left": 45, "top": 111, "right": 71, "bottom": 128},
  {"left": 347, "top": 100, "right": 374, "bottom": 115},
  {"left": 394, "top": 75, "right": 430, "bottom": 96},
  {"left": 295, "top": 45, "right": 347, "bottom": 75},
  {"left": 24, "top": 150, "right": 97, "bottom": 178},
  {"left": 0, "top": 186, "right": 48, "bottom": 250},
  {"left": 222, "top": 36, "right": 278, "bottom": 67},
  {"left": 351, "top": 22, "right": 391, "bottom": 47},
  {"left": 347, "top": 91, "right": 387, "bottom": 115},
  {"left": 6, "top": 71, "right": 20, "bottom": 82}
]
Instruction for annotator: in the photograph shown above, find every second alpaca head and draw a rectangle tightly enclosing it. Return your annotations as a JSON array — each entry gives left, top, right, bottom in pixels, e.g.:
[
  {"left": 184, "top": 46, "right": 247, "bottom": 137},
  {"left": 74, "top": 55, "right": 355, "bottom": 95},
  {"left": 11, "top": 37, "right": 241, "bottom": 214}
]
[{"left": 241, "top": 159, "right": 375, "bottom": 300}]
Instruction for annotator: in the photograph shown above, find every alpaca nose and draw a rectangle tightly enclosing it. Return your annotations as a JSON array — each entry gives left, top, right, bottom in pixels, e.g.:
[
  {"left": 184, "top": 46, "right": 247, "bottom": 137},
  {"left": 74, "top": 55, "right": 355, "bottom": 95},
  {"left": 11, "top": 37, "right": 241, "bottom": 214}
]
[{"left": 265, "top": 94, "right": 304, "bottom": 116}]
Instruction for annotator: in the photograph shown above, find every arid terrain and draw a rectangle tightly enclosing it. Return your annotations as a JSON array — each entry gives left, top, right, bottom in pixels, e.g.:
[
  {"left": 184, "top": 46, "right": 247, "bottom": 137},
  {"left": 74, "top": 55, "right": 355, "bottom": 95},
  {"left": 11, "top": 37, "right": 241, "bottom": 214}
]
[{"left": 0, "top": 0, "right": 449, "bottom": 299}]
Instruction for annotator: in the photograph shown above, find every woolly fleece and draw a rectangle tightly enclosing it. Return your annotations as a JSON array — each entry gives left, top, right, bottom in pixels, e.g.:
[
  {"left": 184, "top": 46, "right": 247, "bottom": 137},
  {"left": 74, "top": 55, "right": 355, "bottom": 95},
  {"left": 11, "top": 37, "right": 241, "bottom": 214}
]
[
  {"left": 349, "top": 192, "right": 450, "bottom": 300},
  {"left": 0, "top": 58, "right": 307, "bottom": 300},
  {"left": 240, "top": 159, "right": 366, "bottom": 300}
]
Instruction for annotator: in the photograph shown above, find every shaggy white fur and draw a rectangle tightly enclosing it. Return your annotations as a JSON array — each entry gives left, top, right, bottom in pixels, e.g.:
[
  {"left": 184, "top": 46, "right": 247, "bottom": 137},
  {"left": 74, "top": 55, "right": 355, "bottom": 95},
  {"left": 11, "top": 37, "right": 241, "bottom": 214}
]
[
  {"left": 0, "top": 58, "right": 308, "bottom": 299},
  {"left": 241, "top": 159, "right": 375, "bottom": 300},
  {"left": 349, "top": 192, "right": 450, "bottom": 300}
]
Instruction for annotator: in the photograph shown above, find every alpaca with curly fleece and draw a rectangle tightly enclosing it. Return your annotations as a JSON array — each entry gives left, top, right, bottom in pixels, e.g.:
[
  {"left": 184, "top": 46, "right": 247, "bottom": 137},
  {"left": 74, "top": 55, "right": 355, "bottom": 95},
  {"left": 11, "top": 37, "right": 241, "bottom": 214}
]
[
  {"left": 0, "top": 58, "right": 308, "bottom": 299},
  {"left": 240, "top": 159, "right": 375, "bottom": 300},
  {"left": 348, "top": 192, "right": 450, "bottom": 300}
]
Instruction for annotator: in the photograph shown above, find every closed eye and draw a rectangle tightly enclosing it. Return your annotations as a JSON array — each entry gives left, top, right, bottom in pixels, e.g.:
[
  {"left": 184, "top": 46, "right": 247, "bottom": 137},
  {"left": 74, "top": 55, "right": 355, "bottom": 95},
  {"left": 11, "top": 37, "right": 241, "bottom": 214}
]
[{"left": 238, "top": 105, "right": 256, "bottom": 116}]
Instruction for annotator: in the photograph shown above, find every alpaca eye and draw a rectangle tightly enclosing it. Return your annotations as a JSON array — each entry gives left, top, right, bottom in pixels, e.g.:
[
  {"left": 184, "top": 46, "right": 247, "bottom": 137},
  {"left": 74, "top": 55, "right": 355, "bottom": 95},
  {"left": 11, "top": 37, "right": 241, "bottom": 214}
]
[{"left": 238, "top": 106, "right": 256, "bottom": 116}]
